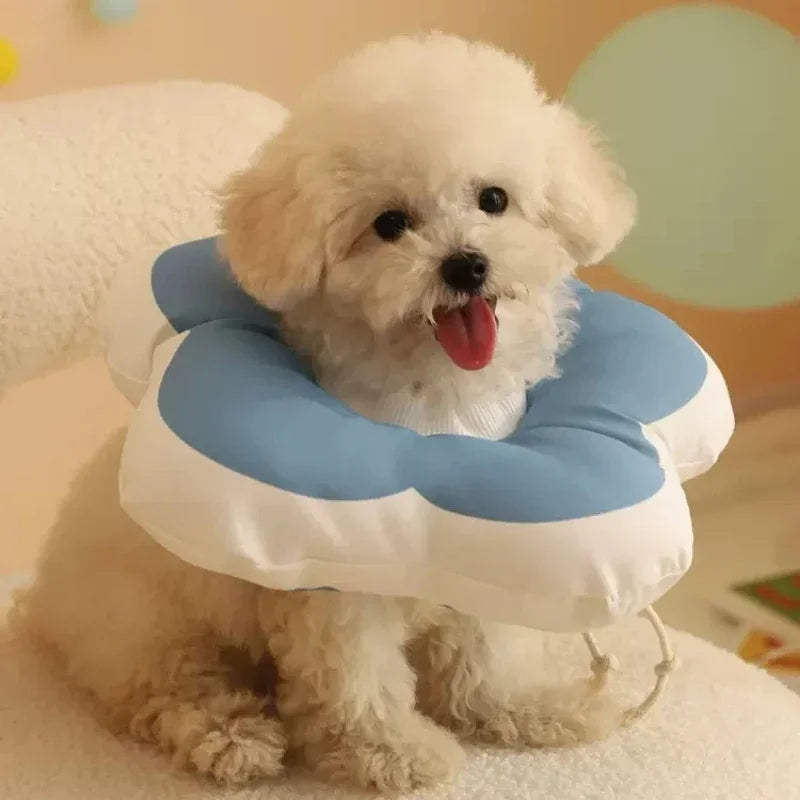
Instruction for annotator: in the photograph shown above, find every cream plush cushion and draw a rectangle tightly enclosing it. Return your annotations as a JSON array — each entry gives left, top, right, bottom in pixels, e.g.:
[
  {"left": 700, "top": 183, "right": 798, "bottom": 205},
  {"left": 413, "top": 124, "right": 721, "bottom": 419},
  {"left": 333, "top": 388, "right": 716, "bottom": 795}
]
[
  {"left": 2, "top": 617, "right": 799, "bottom": 800},
  {"left": 0, "top": 81, "right": 286, "bottom": 393}
]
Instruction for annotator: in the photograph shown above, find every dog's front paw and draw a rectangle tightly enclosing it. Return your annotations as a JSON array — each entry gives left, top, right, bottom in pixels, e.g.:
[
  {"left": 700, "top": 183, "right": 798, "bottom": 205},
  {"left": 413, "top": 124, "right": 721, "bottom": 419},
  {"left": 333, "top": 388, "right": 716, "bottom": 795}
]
[
  {"left": 187, "top": 714, "right": 287, "bottom": 784},
  {"left": 307, "top": 714, "right": 464, "bottom": 793}
]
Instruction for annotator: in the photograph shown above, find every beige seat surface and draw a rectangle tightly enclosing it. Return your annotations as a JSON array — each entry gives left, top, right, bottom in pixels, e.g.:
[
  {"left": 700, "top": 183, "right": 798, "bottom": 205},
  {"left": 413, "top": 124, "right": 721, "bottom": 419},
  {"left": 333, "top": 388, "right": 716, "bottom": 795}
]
[{"left": 2, "top": 618, "right": 799, "bottom": 800}]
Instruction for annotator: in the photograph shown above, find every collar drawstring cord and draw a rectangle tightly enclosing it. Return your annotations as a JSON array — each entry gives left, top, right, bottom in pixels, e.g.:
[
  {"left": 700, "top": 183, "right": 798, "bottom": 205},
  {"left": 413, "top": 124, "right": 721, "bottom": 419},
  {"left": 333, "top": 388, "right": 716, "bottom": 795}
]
[{"left": 582, "top": 605, "right": 679, "bottom": 724}]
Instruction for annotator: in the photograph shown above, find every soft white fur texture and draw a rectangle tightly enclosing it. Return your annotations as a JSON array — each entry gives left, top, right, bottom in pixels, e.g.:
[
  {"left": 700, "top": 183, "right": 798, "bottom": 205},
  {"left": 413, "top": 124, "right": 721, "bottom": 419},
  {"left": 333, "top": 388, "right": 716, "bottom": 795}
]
[
  {"left": 22, "top": 35, "right": 637, "bottom": 793},
  {"left": 0, "top": 81, "right": 287, "bottom": 394}
]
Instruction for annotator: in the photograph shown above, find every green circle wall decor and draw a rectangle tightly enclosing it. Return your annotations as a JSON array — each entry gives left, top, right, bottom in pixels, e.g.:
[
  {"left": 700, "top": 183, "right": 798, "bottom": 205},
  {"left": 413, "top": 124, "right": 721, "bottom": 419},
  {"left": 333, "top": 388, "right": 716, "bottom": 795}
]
[{"left": 566, "top": 5, "right": 799, "bottom": 309}]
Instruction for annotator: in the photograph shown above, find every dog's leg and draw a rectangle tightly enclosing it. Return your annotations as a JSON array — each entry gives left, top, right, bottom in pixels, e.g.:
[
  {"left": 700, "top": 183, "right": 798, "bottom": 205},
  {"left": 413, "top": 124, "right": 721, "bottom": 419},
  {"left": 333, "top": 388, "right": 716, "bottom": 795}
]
[
  {"left": 260, "top": 591, "right": 463, "bottom": 792},
  {"left": 123, "top": 637, "right": 287, "bottom": 784},
  {"left": 19, "top": 431, "right": 286, "bottom": 785},
  {"left": 409, "top": 610, "right": 619, "bottom": 747}
]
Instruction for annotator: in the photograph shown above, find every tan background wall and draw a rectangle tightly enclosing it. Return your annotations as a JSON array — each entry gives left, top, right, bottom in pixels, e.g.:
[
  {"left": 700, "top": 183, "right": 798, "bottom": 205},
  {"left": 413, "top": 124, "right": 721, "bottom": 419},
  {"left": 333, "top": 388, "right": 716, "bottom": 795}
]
[
  {"left": 1, "top": 0, "right": 548, "bottom": 104},
  {"left": 1, "top": 0, "right": 798, "bottom": 573}
]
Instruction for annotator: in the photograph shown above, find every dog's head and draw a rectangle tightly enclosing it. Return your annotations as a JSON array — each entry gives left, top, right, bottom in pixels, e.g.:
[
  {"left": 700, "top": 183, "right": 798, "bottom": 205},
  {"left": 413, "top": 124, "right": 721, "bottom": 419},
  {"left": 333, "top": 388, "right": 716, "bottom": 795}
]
[{"left": 221, "top": 34, "right": 635, "bottom": 381}]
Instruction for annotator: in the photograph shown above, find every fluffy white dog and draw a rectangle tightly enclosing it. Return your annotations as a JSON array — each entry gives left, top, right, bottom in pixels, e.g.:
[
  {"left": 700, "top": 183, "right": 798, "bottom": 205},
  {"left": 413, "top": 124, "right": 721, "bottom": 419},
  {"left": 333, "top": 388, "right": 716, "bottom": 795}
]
[{"left": 20, "top": 34, "right": 635, "bottom": 793}]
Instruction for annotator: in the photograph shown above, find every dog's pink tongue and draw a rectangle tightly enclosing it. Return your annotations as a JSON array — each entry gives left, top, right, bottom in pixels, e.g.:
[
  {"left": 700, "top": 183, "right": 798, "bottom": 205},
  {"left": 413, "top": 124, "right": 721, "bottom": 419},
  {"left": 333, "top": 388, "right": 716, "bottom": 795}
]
[{"left": 434, "top": 296, "right": 497, "bottom": 371}]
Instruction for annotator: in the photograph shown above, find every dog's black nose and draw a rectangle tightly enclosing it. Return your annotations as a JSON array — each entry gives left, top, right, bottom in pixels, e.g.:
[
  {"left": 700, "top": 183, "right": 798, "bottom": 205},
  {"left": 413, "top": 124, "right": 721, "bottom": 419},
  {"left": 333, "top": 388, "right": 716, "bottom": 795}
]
[{"left": 440, "top": 250, "right": 488, "bottom": 293}]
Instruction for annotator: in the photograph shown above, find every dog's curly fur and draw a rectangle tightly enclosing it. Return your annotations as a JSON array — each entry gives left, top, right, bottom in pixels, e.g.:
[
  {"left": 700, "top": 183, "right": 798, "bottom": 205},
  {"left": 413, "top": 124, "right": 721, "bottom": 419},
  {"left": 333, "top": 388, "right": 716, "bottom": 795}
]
[{"left": 19, "top": 34, "right": 635, "bottom": 792}]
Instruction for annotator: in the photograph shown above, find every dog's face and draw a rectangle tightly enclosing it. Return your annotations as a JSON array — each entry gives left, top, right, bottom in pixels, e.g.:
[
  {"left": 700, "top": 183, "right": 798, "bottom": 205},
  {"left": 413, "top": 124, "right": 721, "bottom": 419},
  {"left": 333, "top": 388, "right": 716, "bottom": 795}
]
[{"left": 221, "top": 34, "right": 635, "bottom": 380}]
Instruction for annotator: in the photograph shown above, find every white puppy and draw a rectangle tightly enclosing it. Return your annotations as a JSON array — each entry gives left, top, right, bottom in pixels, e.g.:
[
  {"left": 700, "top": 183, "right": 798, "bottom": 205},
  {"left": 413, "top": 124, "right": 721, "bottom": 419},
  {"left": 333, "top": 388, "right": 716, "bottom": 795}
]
[{"left": 20, "top": 34, "right": 635, "bottom": 793}]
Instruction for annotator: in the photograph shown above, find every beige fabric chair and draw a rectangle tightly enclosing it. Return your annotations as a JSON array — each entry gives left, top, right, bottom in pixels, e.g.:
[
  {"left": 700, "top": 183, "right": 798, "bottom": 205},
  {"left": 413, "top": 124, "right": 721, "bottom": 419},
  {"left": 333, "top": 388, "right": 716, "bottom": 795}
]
[{"left": 0, "top": 81, "right": 285, "bottom": 394}]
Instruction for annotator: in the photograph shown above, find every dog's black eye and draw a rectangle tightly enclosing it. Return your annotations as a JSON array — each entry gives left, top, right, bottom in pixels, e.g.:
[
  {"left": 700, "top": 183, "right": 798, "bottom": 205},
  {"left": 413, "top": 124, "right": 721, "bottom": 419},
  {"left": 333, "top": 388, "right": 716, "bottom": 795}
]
[
  {"left": 478, "top": 186, "right": 508, "bottom": 215},
  {"left": 373, "top": 210, "right": 411, "bottom": 242}
]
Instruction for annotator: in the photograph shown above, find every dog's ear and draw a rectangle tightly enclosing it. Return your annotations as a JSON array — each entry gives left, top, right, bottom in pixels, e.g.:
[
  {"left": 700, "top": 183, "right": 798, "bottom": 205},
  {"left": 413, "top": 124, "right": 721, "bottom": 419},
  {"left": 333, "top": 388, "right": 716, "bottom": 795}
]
[
  {"left": 219, "top": 142, "right": 324, "bottom": 311},
  {"left": 543, "top": 106, "right": 636, "bottom": 266}
]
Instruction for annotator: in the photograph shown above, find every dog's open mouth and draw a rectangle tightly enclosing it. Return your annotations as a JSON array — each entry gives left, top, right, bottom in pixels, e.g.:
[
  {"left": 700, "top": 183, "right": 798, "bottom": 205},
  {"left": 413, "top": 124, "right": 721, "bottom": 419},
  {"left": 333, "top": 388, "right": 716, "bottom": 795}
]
[{"left": 432, "top": 296, "right": 497, "bottom": 371}]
